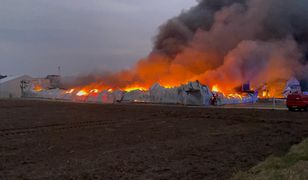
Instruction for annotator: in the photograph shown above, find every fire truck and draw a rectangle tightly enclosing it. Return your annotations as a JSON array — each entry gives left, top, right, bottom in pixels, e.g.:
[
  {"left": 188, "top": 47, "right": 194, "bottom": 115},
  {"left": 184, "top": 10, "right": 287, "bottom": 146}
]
[
  {"left": 284, "top": 79, "right": 308, "bottom": 111},
  {"left": 287, "top": 92, "right": 308, "bottom": 111}
]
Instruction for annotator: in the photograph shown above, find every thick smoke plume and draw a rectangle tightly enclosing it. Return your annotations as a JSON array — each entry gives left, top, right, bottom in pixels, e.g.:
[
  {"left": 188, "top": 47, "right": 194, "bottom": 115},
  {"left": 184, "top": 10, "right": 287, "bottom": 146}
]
[{"left": 67, "top": 0, "right": 308, "bottom": 95}]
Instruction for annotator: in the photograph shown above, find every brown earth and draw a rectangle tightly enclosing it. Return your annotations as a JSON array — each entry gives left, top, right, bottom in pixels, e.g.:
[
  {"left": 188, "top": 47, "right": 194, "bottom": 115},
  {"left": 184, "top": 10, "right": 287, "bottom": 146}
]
[{"left": 0, "top": 99, "right": 307, "bottom": 180}]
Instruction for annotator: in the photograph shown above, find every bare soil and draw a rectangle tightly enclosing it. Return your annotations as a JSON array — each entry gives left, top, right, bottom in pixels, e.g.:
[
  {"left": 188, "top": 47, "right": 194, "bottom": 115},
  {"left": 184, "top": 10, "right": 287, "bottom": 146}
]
[{"left": 0, "top": 99, "right": 307, "bottom": 180}]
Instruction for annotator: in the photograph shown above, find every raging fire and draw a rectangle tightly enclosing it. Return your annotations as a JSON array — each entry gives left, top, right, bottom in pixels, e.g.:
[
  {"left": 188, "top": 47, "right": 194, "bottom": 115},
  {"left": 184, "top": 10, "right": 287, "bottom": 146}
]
[
  {"left": 30, "top": 0, "right": 307, "bottom": 102},
  {"left": 66, "top": 81, "right": 271, "bottom": 101}
]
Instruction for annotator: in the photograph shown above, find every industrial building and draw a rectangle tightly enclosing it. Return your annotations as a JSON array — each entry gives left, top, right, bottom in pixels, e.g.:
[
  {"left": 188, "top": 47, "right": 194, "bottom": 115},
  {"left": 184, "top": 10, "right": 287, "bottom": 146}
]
[
  {"left": 0, "top": 75, "right": 33, "bottom": 98},
  {"left": 0, "top": 74, "right": 62, "bottom": 99}
]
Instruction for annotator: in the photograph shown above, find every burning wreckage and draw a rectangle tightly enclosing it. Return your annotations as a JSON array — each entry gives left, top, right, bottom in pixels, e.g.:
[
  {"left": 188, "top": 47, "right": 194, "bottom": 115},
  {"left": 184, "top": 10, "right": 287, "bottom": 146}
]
[
  {"left": 15, "top": 0, "right": 308, "bottom": 107},
  {"left": 21, "top": 80, "right": 258, "bottom": 106},
  {"left": 17, "top": 0, "right": 308, "bottom": 106}
]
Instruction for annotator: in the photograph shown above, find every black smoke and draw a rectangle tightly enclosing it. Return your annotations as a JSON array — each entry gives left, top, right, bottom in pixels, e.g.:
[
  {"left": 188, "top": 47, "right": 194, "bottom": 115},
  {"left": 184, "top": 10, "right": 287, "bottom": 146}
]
[
  {"left": 154, "top": 0, "right": 308, "bottom": 61},
  {"left": 154, "top": 0, "right": 246, "bottom": 57},
  {"left": 66, "top": 0, "right": 308, "bottom": 92},
  {"left": 153, "top": 0, "right": 308, "bottom": 85}
]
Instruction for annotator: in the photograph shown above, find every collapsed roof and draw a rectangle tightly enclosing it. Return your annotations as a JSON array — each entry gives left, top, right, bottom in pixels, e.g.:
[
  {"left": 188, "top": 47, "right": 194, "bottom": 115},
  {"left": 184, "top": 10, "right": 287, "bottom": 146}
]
[{"left": 22, "top": 81, "right": 257, "bottom": 106}]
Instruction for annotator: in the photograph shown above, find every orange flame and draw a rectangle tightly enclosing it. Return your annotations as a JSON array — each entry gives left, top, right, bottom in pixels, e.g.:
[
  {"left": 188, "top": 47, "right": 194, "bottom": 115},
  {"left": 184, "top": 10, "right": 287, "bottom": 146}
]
[
  {"left": 124, "top": 86, "right": 147, "bottom": 92},
  {"left": 34, "top": 85, "right": 43, "bottom": 92},
  {"left": 212, "top": 85, "right": 220, "bottom": 92},
  {"left": 211, "top": 85, "right": 244, "bottom": 99},
  {"left": 66, "top": 89, "right": 75, "bottom": 94},
  {"left": 63, "top": 37, "right": 294, "bottom": 99},
  {"left": 89, "top": 89, "right": 99, "bottom": 93},
  {"left": 227, "top": 93, "right": 243, "bottom": 100},
  {"left": 76, "top": 90, "right": 88, "bottom": 96}
]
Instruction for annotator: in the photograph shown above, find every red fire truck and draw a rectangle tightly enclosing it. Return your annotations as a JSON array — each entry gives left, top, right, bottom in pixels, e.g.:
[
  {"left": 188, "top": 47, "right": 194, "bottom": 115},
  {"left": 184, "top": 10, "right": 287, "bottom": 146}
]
[{"left": 287, "top": 92, "right": 308, "bottom": 111}]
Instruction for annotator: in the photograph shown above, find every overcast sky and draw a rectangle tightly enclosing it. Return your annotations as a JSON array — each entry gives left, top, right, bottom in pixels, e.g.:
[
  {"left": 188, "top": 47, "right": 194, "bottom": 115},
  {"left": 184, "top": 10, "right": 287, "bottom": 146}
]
[{"left": 0, "top": 0, "right": 196, "bottom": 77}]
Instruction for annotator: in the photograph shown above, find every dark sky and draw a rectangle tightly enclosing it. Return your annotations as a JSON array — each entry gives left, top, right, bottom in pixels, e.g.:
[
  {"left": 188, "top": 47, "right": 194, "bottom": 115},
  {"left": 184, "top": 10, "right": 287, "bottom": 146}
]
[{"left": 0, "top": 0, "right": 196, "bottom": 77}]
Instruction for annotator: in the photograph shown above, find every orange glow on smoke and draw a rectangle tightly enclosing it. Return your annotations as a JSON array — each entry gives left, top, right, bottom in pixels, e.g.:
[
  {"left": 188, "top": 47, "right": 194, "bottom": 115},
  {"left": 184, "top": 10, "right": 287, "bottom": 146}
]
[
  {"left": 66, "top": 53, "right": 288, "bottom": 98},
  {"left": 64, "top": 38, "right": 295, "bottom": 99}
]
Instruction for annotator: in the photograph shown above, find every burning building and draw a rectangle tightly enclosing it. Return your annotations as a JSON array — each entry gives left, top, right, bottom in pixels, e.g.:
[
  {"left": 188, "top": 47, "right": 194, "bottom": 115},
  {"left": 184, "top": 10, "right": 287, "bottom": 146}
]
[
  {"left": 23, "top": 80, "right": 258, "bottom": 106},
  {"left": 23, "top": 0, "right": 308, "bottom": 104}
]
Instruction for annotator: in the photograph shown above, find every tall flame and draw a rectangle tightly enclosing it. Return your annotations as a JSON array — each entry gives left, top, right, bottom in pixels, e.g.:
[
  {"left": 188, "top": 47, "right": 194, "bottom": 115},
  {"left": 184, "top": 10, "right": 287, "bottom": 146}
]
[{"left": 212, "top": 85, "right": 220, "bottom": 92}]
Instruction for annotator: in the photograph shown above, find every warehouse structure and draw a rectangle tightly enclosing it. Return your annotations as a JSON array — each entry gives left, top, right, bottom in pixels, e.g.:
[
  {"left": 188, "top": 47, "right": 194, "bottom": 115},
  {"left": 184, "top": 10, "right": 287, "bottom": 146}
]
[{"left": 0, "top": 75, "right": 33, "bottom": 98}]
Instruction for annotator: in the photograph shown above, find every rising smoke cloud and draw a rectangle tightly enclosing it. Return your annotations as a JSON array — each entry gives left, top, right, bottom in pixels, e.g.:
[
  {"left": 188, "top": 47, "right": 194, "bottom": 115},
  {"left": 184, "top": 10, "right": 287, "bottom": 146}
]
[{"left": 66, "top": 0, "right": 308, "bottom": 93}]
